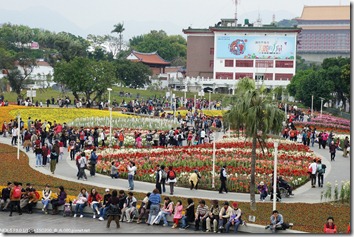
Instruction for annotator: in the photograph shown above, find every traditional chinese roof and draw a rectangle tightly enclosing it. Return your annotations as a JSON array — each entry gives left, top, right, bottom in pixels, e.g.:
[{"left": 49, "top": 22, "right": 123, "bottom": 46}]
[
  {"left": 297, "top": 5, "right": 350, "bottom": 21},
  {"left": 127, "top": 51, "right": 170, "bottom": 65}
]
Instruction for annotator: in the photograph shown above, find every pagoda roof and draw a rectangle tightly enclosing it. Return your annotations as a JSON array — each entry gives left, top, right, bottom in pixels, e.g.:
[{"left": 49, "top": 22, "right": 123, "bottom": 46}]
[
  {"left": 127, "top": 51, "right": 170, "bottom": 65},
  {"left": 297, "top": 5, "right": 350, "bottom": 21}
]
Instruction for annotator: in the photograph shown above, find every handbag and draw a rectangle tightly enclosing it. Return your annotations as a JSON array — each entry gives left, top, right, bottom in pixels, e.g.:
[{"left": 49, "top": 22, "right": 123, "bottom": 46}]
[{"left": 307, "top": 166, "right": 313, "bottom": 174}]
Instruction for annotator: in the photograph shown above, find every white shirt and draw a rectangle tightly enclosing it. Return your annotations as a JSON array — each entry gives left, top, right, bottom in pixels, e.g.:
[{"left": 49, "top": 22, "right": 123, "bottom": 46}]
[
  {"left": 200, "top": 130, "right": 206, "bottom": 138},
  {"left": 127, "top": 165, "right": 137, "bottom": 175},
  {"left": 309, "top": 162, "right": 317, "bottom": 175}
]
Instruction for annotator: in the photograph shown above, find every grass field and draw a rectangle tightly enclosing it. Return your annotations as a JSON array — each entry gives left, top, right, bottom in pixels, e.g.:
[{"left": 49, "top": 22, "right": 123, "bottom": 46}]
[{"left": 2, "top": 87, "right": 228, "bottom": 105}]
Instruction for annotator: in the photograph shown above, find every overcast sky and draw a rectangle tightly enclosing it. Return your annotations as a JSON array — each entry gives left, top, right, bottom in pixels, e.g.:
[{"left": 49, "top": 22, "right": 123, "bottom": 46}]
[{"left": 0, "top": 0, "right": 351, "bottom": 40}]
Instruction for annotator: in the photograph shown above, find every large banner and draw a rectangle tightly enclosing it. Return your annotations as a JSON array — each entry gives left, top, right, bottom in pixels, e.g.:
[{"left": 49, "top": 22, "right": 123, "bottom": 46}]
[{"left": 216, "top": 35, "right": 295, "bottom": 59}]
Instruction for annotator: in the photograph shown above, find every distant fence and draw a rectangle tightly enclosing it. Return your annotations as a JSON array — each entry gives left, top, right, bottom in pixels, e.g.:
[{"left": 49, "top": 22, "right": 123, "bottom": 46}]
[{"left": 324, "top": 107, "right": 350, "bottom": 120}]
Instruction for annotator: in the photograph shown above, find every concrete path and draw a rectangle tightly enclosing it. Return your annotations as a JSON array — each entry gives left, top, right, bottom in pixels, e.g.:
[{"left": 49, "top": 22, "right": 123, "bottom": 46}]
[{"left": 0, "top": 134, "right": 350, "bottom": 204}]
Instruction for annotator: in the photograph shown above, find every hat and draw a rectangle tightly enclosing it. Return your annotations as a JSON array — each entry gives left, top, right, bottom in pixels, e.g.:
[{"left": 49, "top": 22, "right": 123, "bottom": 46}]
[
  {"left": 260, "top": 181, "right": 264, "bottom": 185},
  {"left": 105, "top": 188, "right": 110, "bottom": 192},
  {"left": 232, "top": 202, "right": 238, "bottom": 208},
  {"left": 223, "top": 201, "right": 229, "bottom": 206}
]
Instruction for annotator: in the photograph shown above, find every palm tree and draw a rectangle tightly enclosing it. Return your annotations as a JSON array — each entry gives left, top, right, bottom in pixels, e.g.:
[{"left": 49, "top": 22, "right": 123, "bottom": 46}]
[
  {"left": 111, "top": 23, "right": 125, "bottom": 52},
  {"left": 225, "top": 78, "right": 285, "bottom": 210}
]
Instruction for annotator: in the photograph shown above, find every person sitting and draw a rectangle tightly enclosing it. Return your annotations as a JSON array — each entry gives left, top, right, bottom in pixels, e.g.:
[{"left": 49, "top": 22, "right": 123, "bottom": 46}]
[
  {"left": 153, "top": 197, "right": 174, "bottom": 227},
  {"left": 217, "top": 201, "right": 233, "bottom": 233},
  {"left": 50, "top": 186, "right": 67, "bottom": 215},
  {"left": 278, "top": 176, "right": 294, "bottom": 196},
  {"left": 179, "top": 198, "right": 195, "bottom": 230},
  {"left": 194, "top": 200, "right": 209, "bottom": 231},
  {"left": 136, "top": 192, "right": 150, "bottom": 224},
  {"left": 120, "top": 192, "right": 137, "bottom": 223},
  {"left": 98, "top": 189, "right": 112, "bottom": 221},
  {"left": 26, "top": 188, "right": 38, "bottom": 214},
  {"left": 257, "top": 181, "right": 268, "bottom": 201},
  {"left": 323, "top": 216, "right": 337, "bottom": 233},
  {"left": 265, "top": 210, "right": 288, "bottom": 233},
  {"left": 87, "top": 188, "right": 103, "bottom": 219},
  {"left": 206, "top": 200, "right": 220, "bottom": 233},
  {"left": 73, "top": 188, "right": 88, "bottom": 218},
  {"left": 225, "top": 202, "right": 242, "bottom": 233},
  {"left": 41, "top": 184, "right": 52, "bottom": 214}
]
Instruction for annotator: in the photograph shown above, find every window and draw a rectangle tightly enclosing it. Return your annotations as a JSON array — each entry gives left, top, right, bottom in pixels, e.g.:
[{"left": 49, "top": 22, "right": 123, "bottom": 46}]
[
  {"left": 275, "top": 73, "right": 293, "bottom": 81},
  {"left": 210, "top": 48, "right": 214, "bottom": 55},
  {"left": 275, "top": 61, "right": 294, "bottom": 68},
  {"left": 236, "top": 60, "right": 253, "bottom": 67},
  {"left": 255, "top": 60, "right": 273, "bottom": 68},
  {"left": 224, "top": 60, "right": 234, "bottom": 67},
  {"left": 209, "top": 60, "right": 214, "bottom": 68},
  {"left": 235, "top": 73, "right": 253, "bottom": 80},
  {"left": 216, "top": 72, "right": 233, "bottom": 79}
]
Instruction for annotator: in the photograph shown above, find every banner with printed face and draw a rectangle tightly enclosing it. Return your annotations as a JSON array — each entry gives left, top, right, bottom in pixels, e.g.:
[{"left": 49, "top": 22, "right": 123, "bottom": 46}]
[{"left": 216, "top": 35, "right": 295, "bottom": 59}]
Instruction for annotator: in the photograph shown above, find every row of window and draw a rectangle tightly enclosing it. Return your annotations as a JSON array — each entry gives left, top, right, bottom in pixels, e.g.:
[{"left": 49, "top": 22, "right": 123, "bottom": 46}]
[
  {"left": 223, "top": 60, "right": 294, "bottom": 68},
  {"left": 215, "top": 72, "right": 293, "bottom": 80}
]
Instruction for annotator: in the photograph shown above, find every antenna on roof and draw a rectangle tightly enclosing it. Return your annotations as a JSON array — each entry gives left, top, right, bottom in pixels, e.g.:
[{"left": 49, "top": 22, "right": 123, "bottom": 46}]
[{"left": 233, "top": 0, "right": 240, "bottom": 26}]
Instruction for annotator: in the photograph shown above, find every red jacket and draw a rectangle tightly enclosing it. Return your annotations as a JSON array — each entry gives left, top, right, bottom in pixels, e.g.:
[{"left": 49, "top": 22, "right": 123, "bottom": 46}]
[
  {"left": 324, "top": 224, "right": 337, "bottom": 233},
  {"left": 87, "top": 193, "right": 103, "bottom": 205}
]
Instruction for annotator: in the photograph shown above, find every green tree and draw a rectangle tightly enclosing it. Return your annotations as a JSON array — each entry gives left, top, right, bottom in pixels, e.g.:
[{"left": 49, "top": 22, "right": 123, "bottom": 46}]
[
  {"left": 129, "top": 30, "right": 186, "bottom": 64},
  {"left": 54, "top": 57, "right": 117, "bottom": 101},
  {"left": 225, "top": 78, "right": 285, "bottom": 210},
  {"left": 114, "top": 60, "right": 152, "bottom": 88}
]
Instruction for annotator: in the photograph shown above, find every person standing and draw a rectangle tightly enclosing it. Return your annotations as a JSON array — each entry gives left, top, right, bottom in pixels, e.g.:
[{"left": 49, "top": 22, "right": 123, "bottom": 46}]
[
  {"left": 34, "top": 145, "right": 42, "bottom": 167},
  {"left": 77, "top": 152, "right": 88, "bottom": 181},
  {"left": 42, "top": 143, "right": 50, "bottom": 166},
  {"left": 106, "top": 190, "right": 121, "bottom": 228},
  {"left": 219, "top": 165, "right": 228, "bottom": 194},
  {"left": 89, "top": 148, "right": 98, "bottom": 177},
  {"left": 155, "top": 165, "right": 162, "bottom": 194},
  {"left": 309, "top": 159, "right": 318, "bottom": 188},
  {"left": 322, "top": 131, "right": 329, "bottom": 149},
  {"left": 127, "top": 161, "right": 137, "bottom": 190},
  {"left": 329, "top": 141, "right": 336, "bottom": 161},
  {"left": 9, "top": 182, "right": 22, "bottom": 216},
  {"left": 167, "top": 166, "right": 177, "bottom": 195},
  {"left": 343, "top": 136, "right": 350, "bottom": 157},
  {"left": 50, "top": 140, "right": 60, "bottom": 174},
  {"left": 160, "top": 165, "right": 167, "bottom": 193},
  {"left": 11, "top": 125, "right": 18, "bottom": 146}
]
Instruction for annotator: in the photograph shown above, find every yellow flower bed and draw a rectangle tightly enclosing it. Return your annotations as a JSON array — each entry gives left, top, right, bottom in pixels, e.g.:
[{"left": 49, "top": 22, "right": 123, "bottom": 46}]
[
  {"left": 177, "top": 109, "right": 225, "bottom": 117},
  {"left": 2, "top": 107, "right": 132, "bottom": 126}
]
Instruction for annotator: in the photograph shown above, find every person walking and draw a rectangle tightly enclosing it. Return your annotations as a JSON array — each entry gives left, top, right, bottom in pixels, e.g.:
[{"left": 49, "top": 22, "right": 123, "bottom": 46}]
[
  {"left": 127, "top": 161, "right": 137, "bottom": 190},
  {"left": 89, "top": 148, "right": 98, "bottom": 177},
  {"left": 316, "top": 160, "right": 326, "bottom": 188},
  {"left": 219, "top": 165, "right": 228, "bottom": 194},
  {"left": 8, "top": 182, "right": 22, "bottom": 216},
  {"left": 167, "top": 166, "right": 177, "bottom": 195},
  {"left": 77, "top": 152, "right": 88, "bottom": 181},
  {"left": 309, "top": 159, "right": 317, "bottom": 188},
  {"left": 329, "top": 141, "right": 336, "bottom": 161}
]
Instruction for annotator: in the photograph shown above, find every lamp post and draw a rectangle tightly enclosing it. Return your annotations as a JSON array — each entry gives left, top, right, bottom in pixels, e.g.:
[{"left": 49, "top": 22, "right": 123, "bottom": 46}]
[
  {"left": 212, "top": 131, "right": 217, "bottom": 188},
  {"left": 311, "top": 95, "right": 314, "bottom": 118},
  {"left": 320, "top": 97, "right": 324, "bottom": 118},
  {"left": 273, "top": 141, "right": 278, "bottom": 211},
  {"left": 17, "top": 114, "right": 20, "bottom": 160},
  {"left": 107, "top": 88, "right": 112, "bottom": 147}
]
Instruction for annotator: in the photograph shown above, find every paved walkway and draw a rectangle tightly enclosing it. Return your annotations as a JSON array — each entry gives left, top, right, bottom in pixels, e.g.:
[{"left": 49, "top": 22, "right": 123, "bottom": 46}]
[{"left": 0, "top": 134, "right": 350, "bottom": 204}]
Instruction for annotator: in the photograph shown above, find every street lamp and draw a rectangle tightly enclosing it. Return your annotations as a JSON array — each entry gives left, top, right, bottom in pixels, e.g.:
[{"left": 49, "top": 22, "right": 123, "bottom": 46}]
[
  {"left": 107, "top": 88, "right": 112, "bottom": 147},
  {"left": 17, "top": 114, "right": 20, "bottom": 160},
  {"left": 319, "top": 97, "right": 324, "bottom": 118},
  {"left": 212, "top": 130, "right": 217, "bottom": 188},
  {"left": 273, "top": 141, "right": 279, "bottom": 211},
  {"left": 311, "top": 95, "right": 314, "bottom": 118}
]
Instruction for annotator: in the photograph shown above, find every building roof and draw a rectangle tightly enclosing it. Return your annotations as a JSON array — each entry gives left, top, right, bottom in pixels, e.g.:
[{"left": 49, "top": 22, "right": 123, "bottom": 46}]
[
  {"left": 298, "top": 5, "right": 350, "bottom": 21},
  {"left": 183, "top": 26, "right": 301, "bottom": 34},
  {"left": 127, "top": 51, "right": 170, "bottom": 65}
]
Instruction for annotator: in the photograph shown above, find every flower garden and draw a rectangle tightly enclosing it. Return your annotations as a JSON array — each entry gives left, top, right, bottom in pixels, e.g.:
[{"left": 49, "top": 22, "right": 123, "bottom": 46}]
[{"left": 92, "top": 137, "right": 315, "bottom": 192}]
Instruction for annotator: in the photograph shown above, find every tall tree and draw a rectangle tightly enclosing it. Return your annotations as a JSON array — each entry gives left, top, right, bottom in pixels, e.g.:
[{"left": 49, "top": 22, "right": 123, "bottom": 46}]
[
  {"left": 225, "top": 78, "right": 285, "bottom": 211},
  {"left": 54, "top": 57, "right": 117, "bottom": 101},
  {"left": 114, "top": 59, "right": 152, "bottom": 88},
  {"left": 111, "top": 23, "right": 125, "bottom": 52}
]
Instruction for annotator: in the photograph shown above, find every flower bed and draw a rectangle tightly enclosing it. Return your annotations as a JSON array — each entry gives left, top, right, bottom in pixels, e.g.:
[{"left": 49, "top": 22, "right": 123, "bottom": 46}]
[
  {"left": 294, "top": 114, "right": 350, "bottom": 134},
  {"left": 93, "top": 138, "right": 318, "bottom": 192}
]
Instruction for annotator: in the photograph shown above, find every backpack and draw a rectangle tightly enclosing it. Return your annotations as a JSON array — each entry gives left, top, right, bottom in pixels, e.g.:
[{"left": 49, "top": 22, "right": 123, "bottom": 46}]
[
  {"left": 318, "top": 164, "right": 326, "bottom": 174},
  {"left": 168, "top": 170, "right": 176, "bottom": 180},
  {"left": 13, "top": 186, "right": 22, "bottom": 199},
  {"left": 161, "top": 170, "right": 168, "bottom": 179}
]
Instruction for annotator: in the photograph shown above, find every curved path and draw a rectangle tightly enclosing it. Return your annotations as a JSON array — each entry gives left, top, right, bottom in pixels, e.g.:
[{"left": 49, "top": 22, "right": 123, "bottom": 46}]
[{"left": 0, "top": 135, "right": 349, "bottom": 204}]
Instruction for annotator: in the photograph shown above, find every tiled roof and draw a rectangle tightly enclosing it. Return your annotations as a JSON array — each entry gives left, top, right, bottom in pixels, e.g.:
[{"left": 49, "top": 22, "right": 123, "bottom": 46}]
[
  {"left": 130, "top": 51, "right": 170, "bottom": 65},
  {"left": 298, "top": 5, "right": 350, "bottom": 21},
  {"left": 36, "top": 61, "right": 51, "bottom": 67}
]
